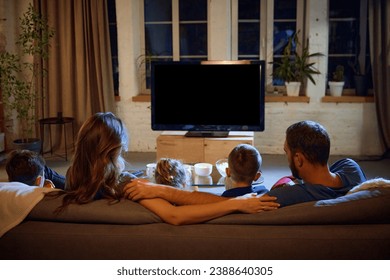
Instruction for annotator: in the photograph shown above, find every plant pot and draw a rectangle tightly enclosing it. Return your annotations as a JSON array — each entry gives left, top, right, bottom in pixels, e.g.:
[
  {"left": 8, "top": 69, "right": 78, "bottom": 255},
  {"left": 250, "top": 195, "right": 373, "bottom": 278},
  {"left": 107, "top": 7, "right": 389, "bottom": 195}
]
[
  {"left": 285, "top": 82, "right": 301, "bottom": 96},
  {"left": 354, "top": 75, "right": 368, "bottom": 96},
  {"left": 328, "top": 81, "right": 345, "bottom": 96},
  {"left": 13, "top": 138, "right": 42, "bottom": 153}
]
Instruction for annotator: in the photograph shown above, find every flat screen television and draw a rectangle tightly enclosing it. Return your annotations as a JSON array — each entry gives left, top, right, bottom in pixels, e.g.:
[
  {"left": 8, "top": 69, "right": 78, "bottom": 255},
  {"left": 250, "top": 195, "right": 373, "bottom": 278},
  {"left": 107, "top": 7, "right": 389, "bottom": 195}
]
[{"left": 151, "top": 60, "right": 265, "bottom": 137}]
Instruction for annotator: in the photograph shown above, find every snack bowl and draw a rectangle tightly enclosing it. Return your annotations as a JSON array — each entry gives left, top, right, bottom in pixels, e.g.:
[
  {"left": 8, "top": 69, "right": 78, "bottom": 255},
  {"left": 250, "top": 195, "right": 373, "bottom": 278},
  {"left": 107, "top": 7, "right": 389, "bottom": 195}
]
[
  {"left": 215, "top": 159, "right": 228, "bottom": 177},
  {"left": 194, "top": 163, "right": 213, "bottom": 177}
]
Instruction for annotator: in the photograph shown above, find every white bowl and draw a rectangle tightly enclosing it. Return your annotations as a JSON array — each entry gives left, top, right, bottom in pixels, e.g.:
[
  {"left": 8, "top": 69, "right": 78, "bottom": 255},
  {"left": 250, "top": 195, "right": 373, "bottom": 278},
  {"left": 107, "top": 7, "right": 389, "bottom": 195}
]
[
  {"left": 194, "top": 163, "right": 213, "bottom": 176},
  {"left": 215, "top": 159, "right": 228, "bottom": 177}
]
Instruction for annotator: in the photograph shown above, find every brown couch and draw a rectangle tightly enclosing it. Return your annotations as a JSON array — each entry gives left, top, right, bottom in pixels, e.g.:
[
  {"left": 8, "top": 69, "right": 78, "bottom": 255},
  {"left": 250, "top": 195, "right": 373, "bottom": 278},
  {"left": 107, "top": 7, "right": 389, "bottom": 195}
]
[{"left": 1, "top": 188, "right": 390, "bottom": 260}]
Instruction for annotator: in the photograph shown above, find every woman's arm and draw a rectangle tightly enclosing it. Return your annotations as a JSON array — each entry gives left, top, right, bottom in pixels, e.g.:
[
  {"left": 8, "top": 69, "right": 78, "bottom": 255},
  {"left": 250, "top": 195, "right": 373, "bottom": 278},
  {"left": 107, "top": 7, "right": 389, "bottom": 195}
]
[
  {"left": 138, "top": 196, "right": 279, "bottom": 225},
  {"left": 124, "top": 179, "right": 225, "bottom": 205}
]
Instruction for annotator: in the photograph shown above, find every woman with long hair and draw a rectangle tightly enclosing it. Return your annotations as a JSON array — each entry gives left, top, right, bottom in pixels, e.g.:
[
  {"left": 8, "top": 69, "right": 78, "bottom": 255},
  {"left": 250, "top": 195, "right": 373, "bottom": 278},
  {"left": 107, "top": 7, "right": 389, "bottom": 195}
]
[{"left": 58, "top": 112, "right": 134, "bottom": 210}]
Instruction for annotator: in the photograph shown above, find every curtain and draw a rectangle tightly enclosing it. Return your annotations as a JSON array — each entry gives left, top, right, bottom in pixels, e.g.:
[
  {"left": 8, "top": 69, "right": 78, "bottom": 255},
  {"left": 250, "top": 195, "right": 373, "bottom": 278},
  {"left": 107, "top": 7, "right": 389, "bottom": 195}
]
[
  {"left": 369, "top": 0, "right": 390, "bottom": 158},
  {"left": 36, "top": 0, "right": 115, "bottom": 153}
]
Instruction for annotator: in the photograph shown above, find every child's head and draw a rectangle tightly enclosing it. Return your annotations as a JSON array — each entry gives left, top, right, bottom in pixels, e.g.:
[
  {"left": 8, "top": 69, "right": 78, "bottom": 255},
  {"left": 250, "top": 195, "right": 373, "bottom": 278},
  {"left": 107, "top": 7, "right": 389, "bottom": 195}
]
[
  {"left": 227, "top": 144, "right": 262, "bottom": 187},
  {"left": 5, "top": 149, "right": 46, "bottom": 187},
  {"left": 154, "top": 158, "right": 190, "bottom": 189}
]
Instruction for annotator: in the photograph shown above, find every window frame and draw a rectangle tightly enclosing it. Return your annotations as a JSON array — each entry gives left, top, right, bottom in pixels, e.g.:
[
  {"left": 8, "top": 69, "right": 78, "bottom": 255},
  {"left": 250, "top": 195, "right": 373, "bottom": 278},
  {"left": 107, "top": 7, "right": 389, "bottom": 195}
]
[{"left": 135, "top": 0, "right": 371, "bottom": 98}]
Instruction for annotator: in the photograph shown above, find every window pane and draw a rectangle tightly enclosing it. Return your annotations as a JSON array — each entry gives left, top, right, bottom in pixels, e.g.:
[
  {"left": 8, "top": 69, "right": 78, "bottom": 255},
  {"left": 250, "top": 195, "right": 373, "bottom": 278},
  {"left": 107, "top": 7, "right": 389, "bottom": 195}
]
[
  {"left": 272, "top": 0, "right": 297, "bottom": 85},
  {"left": 274, "top": 0, "right": 296, "bottom": 20},
  {"left": 239, "top": 0, "right": 260, "bottom": 19},
  {"left": 145, "top": 0, "right": 172, "bottom": 22},
  {"left": 238, "top": 0, "right": 261, "bottom": 59},
  {"left": 180, "top": 24, "right": 207, "bottom": 56},
  {"left": 145, "top": 24, "right": 173, "bottom": 56},
  {"left": 329, "top": 1, "right": 358, "bottom": 18},
  {"left": 329, "top": 21, "right": 357, "bottom": 54},
  {"left": 328, "top": 0, "right": 372, "bottom": 93},
  {"left": 179, "top": 0, "right": 207, "bottom": 21},
  {"left": 273, "top": 22, "right": 295, "bottom": 55},
  {"left": 107, "top": 0, "right": 118, "bottom": 95},
  {"left": 238, "top": 22, "right": 260, "bottom": 56}
]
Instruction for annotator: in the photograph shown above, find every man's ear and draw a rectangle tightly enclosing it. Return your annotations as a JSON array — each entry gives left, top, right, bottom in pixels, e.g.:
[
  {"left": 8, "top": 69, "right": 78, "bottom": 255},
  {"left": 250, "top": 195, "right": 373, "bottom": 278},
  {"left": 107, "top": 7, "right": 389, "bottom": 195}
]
[{"left": 294, "top": 152, "right": 305, "bottom": 168}]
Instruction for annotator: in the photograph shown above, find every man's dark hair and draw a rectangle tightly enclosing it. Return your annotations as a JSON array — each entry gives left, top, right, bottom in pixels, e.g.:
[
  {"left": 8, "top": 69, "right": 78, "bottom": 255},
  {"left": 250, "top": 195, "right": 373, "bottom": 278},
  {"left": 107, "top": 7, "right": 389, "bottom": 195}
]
[
  {"left": 5, "top": 149, "right": 46, "bottom": 186},
  {"left": 286, "top": 120, "right": 330, "bottom": 165}
]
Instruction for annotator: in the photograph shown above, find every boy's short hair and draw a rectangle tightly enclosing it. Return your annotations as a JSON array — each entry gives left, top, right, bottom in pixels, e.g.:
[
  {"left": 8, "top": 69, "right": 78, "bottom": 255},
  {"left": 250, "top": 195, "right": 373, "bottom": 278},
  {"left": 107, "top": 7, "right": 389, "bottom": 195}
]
[
  {"left": 228, "top": 144, "right": 262, "bottom": 185},
  {"left": 5, "top": 149, "right": 46, "bottom": 186}
]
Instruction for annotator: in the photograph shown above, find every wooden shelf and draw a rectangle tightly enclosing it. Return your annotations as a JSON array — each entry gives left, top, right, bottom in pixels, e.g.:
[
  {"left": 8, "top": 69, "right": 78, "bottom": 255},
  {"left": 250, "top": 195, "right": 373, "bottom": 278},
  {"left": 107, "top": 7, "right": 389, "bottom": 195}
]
[
  {"left": 132, "top": 94, "right": 374, "bottom": 103},
  {"left": 133, "top": 94, "right": 311, "bottom": 103},
  {"left": 265, "top": 95, "right": 310, "bottom": 103},
  {"left": 322, "top": 96, "right": 374, "bottom": 103}
]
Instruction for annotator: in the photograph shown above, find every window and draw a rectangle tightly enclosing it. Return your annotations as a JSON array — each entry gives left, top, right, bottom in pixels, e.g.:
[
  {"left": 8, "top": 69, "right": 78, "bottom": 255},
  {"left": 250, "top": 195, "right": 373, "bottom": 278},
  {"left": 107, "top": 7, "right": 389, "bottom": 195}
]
[
  {"left": 236, "top": 0, "right": 262, "bottom": 60},
  {"left": 233, "top": 0, "right": 304, "bottom": 87},
  {"left": 133, "top": 0, "right": 371, "bottom": 97},
  {"left": 107, "top": 0, "right": 119, "bottom": 96},
  {"left": 328, "top": 0, "right": 372, "bottom": 95},
  {"left": 141, "top": 0, "right": 207, "bottom": 91}
]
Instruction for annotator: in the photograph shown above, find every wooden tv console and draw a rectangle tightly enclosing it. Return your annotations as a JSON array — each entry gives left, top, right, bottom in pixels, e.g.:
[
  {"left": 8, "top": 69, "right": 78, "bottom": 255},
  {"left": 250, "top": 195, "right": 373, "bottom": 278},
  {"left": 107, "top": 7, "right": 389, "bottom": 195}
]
[{"left": 156, "top": 131, "right": 254, "bottom": 164}]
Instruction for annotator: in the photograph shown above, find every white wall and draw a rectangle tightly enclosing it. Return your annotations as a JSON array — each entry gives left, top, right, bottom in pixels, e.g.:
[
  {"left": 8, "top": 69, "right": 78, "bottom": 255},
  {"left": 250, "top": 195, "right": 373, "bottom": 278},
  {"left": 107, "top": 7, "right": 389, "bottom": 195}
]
[{"left": 115, "top": 0, "right": 383, "bottom": 156}]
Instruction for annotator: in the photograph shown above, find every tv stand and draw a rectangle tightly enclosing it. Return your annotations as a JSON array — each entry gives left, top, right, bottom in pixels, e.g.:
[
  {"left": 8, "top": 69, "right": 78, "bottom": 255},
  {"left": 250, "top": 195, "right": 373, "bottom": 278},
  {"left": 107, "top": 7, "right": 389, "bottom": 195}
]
[
  {"left": 156, "top": 131, "right": 254, "bottom": 164},
  {"left": 185, "top": 131, "right": 229, "bottom": 138}
]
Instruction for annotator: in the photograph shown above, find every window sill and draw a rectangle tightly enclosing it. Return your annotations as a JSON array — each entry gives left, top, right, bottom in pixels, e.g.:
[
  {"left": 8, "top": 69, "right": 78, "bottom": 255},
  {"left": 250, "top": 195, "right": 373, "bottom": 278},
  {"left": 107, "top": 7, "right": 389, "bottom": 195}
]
[
  {"left": 265, "top": 95, "right": 310, "bottom": 103},
  {"left": 132, "top": 94, "right": 311, "bottom": 103},
  {"left": 132, "top": 94, "right": 151, "bottom": 102},
  {"left": 321, "top": 96, "right": 374, "bottom": 103},
  {"left": 131, "top": 94, "right": 374, "bottom": 104}
]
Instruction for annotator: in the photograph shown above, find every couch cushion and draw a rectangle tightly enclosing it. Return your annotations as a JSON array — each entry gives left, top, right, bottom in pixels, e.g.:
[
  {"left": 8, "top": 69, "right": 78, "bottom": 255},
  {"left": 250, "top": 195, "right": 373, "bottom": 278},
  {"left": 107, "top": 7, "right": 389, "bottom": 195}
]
[
  {"left": 28, "top": 195, "right": 162, "bottom": 224},
  {"left": 209, "top": 189, "right": 390, "bottom": 225},
  {"left": 28, "top": 189, "right": 390, "bottom": 226}
]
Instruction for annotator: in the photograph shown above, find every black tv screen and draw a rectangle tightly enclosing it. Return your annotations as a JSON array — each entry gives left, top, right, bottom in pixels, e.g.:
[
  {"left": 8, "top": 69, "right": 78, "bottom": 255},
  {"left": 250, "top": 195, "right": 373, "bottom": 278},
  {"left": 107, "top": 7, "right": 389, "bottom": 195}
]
[{"left": 151, "top": 60, "right": 265, "bottom": 137}]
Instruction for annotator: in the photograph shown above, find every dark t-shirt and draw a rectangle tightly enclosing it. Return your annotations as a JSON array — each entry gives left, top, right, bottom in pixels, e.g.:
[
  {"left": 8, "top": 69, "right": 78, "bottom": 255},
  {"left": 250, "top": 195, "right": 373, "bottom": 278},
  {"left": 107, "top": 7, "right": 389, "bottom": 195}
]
[
  {"left": 221, "top": 184, "right": 269, "bottom": 197},
  {"left": 219, "top": 158, "right": 367, "bottom": 208},
  {"left": 267, "top": 158, "right": 367, "bottom": 207}
]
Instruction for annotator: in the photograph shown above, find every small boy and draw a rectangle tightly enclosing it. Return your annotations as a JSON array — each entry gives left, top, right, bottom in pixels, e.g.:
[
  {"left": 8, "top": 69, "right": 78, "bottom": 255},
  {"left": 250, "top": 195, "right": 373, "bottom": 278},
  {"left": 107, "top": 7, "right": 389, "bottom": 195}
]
[
  {"left": 221, "top": 144, "right": 268, "bottom": 197},
  {"left": 5, "top": 149, "right": 65, "bottom": 189}
]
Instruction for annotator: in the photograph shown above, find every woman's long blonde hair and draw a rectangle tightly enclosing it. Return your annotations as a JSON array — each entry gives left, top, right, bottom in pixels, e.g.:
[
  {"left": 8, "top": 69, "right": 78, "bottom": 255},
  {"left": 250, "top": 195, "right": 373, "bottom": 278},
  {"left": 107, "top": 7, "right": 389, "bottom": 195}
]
[{"left": 59, "top": 112, "right": 128, "bottom": 209}]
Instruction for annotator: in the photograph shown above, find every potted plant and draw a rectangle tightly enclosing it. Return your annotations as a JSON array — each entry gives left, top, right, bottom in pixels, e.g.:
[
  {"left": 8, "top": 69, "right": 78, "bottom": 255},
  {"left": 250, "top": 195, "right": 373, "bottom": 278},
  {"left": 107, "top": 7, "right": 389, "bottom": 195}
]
[
  {"left": 0, "top": 3, "right": 54, "bottom": 152},
  {"left": 349, "top": 58, "right": 370, "bottom": 96},
  {"left": 272, "top": 31, "right": 323, "bottom": 96},
  {"left": 328, "top": 65, "right": 345, "bottom": 96}
]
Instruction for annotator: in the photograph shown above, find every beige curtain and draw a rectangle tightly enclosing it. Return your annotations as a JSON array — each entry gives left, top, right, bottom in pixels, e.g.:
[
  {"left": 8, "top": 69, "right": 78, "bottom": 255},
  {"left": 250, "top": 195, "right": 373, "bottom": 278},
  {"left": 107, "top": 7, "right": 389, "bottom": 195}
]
[
  {"left": 35, "top": 0, "right": 115, "bottom": 153},
  {"left": 369, "top": 0, "right": 390, "bottom": 158}
]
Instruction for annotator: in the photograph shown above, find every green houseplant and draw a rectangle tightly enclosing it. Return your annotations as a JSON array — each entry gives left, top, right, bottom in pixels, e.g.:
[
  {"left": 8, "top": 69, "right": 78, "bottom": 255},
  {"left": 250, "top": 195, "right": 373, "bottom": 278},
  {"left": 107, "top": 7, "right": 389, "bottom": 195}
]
[
  {"left": 0, "top": 3, "right": 54, "bottom": 151},
  {"left": 328, "top": 65, "right": 345, "bottom": 96},
  {"left": 272, "top": 31, "right": 323, "bottom": 96}
]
